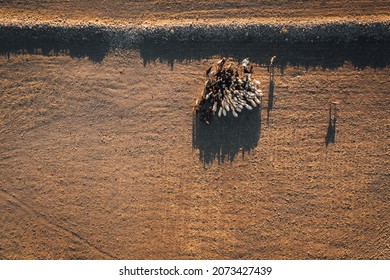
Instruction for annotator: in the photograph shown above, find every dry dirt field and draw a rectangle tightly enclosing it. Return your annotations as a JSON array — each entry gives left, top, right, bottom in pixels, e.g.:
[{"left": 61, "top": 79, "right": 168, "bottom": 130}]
[
  {"left": 0, "top": 1, "right": 389, "bottom": 260},
  {"left": 1, "top": 0, "right": 390, "bottom": 25}
]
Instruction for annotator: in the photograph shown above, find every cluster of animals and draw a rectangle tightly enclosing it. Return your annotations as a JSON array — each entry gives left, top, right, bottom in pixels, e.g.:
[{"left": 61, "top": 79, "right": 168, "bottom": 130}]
[{"left": 194, "top": 57, "right": 263, "bottom": 124}]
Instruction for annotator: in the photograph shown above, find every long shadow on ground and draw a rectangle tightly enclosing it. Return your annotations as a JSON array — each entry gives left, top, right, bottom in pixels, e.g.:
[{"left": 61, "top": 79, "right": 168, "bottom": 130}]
[
  {"left": 0, "top": 25, "right": 110, "bottom": 62},
  {"left": 140, "top": 39, "right": 390, "bottom": 70},
  {"left": 1, "top": 25, "right": 389, "bottom": 68},
  {"left": 192, "top": 106, "right": 261, "bottom": 165}
]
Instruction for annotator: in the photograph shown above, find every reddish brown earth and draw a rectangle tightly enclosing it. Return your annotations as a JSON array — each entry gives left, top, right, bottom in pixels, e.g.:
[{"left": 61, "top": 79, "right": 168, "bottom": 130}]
[
  {"left": 1, "top": 0, "right": 390, "bottom": 25},
  {"left": 0, "top": 1, "right": 389, "bottom": 260}
]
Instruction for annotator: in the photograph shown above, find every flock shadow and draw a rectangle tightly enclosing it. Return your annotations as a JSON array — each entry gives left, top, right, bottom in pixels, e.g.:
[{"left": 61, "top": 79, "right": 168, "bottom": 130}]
[{"left": 192, "top": 106, "right": 261, "bottom": 165}]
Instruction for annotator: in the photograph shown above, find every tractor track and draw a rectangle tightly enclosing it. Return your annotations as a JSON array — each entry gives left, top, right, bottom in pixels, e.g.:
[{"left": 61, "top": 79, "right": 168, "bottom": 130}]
[{"left": 0, "top": 189, "right": 117, "bottom": 259}]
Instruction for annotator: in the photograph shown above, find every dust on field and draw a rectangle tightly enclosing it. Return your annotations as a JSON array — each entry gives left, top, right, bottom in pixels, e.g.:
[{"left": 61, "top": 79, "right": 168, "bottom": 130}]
[{"left": 0, "top": 48, "right": 388, "bottom": 259}]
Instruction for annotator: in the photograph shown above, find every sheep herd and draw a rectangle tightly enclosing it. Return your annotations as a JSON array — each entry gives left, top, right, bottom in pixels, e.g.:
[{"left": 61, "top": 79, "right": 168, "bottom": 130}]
[{"left": 194, "top": 57, "right": 263, "bottom": 124}]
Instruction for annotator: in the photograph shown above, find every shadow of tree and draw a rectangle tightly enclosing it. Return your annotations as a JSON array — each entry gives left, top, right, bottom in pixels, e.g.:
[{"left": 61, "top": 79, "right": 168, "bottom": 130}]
[
  {"left": 139, "top": 40, "right": 390, "bottom": 70},
  {"left": 1, "top": 24, "right": 389, "bottom": 68},
  {"left": 0, "top": 25, "right": 110, "bottom": 62}
]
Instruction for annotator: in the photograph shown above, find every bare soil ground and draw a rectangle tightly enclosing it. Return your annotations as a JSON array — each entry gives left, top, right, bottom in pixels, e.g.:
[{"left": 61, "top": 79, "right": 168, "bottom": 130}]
[
  {"left": 0, "top": 1, "right": 389, "bottom": 260},
  {"left": 1, "top": 0, "right": 390, "bottom": 25}
]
